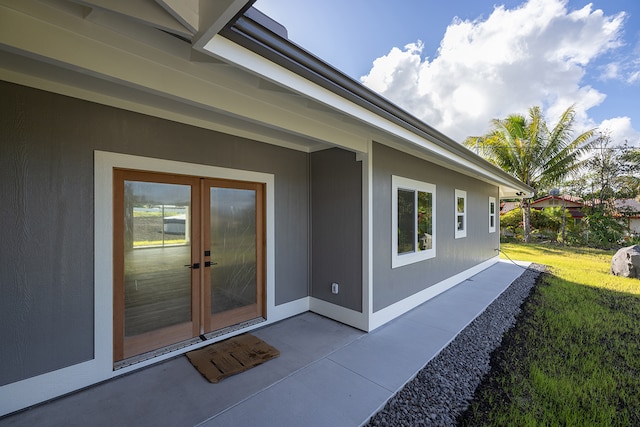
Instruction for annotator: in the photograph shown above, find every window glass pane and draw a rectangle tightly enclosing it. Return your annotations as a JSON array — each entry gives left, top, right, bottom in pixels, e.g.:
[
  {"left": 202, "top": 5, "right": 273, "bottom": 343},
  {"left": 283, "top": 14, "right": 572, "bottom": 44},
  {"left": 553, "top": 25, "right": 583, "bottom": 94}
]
[
  {"left": 457, "top": 214, "right": 465, "bottom": 231},
  {"left": 489, "top": 198, "right": 497, "bottom": 232},
  {"left": 392, "top": 176, "right": 436, "bottom": 268},
  {"left": 457, "top": 196, "right": 465, "bottom": 213},
  {"left": 418, "top": 191, "right": 433, "bottom": 250},
  {"left": 397, "top": 189, "right": 415, "bottom": 254}
]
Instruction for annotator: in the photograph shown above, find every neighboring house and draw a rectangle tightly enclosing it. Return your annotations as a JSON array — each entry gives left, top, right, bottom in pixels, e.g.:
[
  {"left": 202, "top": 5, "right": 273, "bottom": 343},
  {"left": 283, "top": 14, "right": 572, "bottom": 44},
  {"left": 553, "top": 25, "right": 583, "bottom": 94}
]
[
  {"left": 615, "top": 198, "right": 640, "bottom": 235},
  {"left": 501, "top": 196, "right": 585, "bottom": 220},
  {"left": 531, "top": 195, "right": 585, "bottom": 223},
  {"left": 0, "top": 0, "right": 532, "bottom": 415},
  {"left": 500, "top": 201, "right": 519, "bottom": 215}
]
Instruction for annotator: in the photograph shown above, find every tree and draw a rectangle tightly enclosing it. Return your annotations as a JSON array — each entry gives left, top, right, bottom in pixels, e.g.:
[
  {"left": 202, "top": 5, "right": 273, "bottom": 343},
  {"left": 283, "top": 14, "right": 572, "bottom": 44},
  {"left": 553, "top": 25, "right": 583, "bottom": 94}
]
[
  {"left": 619, "top": 146, "right": 640, "bottom": 197},
  {"left": 576, "top": 136, "right": 640, "bottom": 206},
  {"left": 464, "top": 105, "right": 598, "bottom": 242},
  {"left": 587, "top": 132, "right": 621, "bottom": 212}
]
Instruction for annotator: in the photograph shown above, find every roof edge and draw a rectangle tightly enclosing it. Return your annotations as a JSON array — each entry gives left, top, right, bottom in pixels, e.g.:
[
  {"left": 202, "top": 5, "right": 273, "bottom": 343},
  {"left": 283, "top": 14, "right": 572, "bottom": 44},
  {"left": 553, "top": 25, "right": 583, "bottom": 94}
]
[{"left": 219, "top": 9, "right": 533, "bottom": 197}]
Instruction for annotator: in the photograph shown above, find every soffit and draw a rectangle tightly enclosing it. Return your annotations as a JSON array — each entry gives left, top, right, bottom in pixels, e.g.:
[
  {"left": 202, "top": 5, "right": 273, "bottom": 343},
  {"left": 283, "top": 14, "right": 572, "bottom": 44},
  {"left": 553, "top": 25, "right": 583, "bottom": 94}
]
[
  {"left": 66, "top": 0, "right": 250, "bottom": 41},
  {"left": 0, "top": 0, "right": 370, "bottom": 153}
]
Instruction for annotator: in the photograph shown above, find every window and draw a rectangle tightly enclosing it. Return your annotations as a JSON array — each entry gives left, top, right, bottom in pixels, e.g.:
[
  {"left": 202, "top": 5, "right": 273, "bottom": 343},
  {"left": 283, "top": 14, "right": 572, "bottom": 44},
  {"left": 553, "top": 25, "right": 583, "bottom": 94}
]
[
  {"left": 489, "top": 196, "right": 497, "bottom": 233},
  {"left": 455, "top": 189, "right": 467, "bottom": 239},
  {"left": 392, "top": 176, "right": 436, "bottom": 268}
]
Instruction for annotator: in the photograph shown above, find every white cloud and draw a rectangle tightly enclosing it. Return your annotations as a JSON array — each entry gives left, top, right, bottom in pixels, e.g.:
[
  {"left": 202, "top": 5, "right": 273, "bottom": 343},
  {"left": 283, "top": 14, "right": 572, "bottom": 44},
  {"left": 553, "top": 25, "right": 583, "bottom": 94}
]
[
  {"left": 600, "top": 62, "right": 621, "bottom": 81},
  {"left": 360, "top": 0, "right": 628, "bottom": 142},
  {"left": 599, "top": 117, "right": 640, "bottom": 147}
]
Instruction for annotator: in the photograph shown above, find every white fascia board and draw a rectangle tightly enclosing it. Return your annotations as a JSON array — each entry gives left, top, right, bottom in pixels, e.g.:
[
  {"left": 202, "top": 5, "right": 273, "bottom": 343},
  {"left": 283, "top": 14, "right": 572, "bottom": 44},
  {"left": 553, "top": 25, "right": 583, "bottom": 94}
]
[{"left": 204, "top": 35, "right": 530, "bottom": 192}]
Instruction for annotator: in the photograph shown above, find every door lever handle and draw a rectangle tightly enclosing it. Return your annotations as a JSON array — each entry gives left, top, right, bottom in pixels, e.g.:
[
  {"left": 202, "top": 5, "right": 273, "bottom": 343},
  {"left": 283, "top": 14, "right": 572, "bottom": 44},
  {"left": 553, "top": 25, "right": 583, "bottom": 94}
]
[
  {"left": 184, "top": 263, "right": 200, "bottom": 269},
  {"left": 204, "top": 261, "right": 218, "bottom": 267}
]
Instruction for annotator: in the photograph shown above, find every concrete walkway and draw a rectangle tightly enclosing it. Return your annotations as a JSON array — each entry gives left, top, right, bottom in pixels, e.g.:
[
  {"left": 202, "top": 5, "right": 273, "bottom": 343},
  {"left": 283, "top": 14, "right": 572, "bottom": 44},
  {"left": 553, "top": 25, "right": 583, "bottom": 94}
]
[{"left": 1, "top": 260, "right": 528, "bottom": 427}]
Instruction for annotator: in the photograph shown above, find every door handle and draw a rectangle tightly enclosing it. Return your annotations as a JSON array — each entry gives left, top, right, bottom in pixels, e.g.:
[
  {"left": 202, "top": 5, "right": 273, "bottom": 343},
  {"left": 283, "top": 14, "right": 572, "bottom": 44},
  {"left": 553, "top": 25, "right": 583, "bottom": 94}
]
[
  {"left": 184, "top": 263, "right": 200, "bottom": 269},
  {"left": 204, "top": 261, "right": 218, "bottom": 267}
]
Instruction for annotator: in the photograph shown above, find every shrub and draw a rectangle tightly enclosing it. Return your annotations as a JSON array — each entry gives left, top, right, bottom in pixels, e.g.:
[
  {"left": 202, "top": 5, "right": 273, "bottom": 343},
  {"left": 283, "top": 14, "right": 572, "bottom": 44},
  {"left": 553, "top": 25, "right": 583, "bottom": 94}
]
[
  {"left": 583, "top": 211, "right": 626, "bottom": 249},
  {"left": 563, "top": 221, "right": 587, "bottom": 247}
]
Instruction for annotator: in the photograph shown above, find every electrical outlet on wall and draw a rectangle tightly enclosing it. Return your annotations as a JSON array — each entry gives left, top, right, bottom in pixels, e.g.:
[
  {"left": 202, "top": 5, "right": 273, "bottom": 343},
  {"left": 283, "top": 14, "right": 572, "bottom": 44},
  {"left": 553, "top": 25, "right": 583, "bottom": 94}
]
[{"left": 331, "top": 282, "right": 339, "bottom": 294}]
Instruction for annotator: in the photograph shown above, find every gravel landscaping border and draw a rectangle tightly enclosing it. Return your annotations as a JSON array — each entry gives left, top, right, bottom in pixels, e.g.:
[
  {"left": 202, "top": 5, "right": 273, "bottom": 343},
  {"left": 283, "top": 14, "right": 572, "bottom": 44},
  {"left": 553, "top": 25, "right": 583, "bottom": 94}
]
[{"left": 364, "top": 263, "right": 545, "bottom": 427}]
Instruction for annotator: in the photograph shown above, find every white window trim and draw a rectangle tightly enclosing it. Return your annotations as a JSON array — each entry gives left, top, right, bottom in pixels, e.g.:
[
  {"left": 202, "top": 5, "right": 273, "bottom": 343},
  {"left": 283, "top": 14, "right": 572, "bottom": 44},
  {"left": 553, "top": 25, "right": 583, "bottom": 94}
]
[
  {"left": 392, "top": 175, "right": 436, "bottom": 268},
  {"left": 455, "top": 189, "right": 467, "bottom": 239},
  {"left": 489, "top": 196, "right": 497, "bottom": 233}
]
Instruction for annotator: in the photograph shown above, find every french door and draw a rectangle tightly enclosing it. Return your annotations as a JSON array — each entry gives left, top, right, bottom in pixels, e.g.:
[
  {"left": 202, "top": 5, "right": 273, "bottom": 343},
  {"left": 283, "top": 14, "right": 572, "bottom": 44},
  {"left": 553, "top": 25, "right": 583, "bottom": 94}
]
[{"left": 113, "top": 169, "right": 265, "bottom": 361}]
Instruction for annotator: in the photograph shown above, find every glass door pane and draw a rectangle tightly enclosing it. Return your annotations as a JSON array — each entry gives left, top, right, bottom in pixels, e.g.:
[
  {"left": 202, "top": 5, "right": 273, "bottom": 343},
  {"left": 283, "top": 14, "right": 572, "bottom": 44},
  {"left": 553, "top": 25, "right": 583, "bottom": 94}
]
[
  {"left": 206, "top": 181, "right": 264, "bottom": 331},
  {"left": 124, "top": 181, "right": 192, "bottom": 335}
]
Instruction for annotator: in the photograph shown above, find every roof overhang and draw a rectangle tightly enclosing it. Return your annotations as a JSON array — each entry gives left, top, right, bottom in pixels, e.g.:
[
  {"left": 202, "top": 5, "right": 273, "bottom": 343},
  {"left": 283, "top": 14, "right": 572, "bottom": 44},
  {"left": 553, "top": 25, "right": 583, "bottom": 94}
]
[
  {"left": 0, "top": 0, "right": 533, "bottom": 199},
  {"left": 209, "top": 9, "right": 533, "bottom": 199}
]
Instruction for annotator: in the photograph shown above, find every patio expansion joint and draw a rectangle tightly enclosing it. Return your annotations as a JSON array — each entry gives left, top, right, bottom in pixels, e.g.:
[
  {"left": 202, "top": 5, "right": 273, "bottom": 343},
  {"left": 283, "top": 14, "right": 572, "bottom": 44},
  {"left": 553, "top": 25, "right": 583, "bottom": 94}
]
[{"left": 335, "top": 291, "right": 512, "bottom": 419}]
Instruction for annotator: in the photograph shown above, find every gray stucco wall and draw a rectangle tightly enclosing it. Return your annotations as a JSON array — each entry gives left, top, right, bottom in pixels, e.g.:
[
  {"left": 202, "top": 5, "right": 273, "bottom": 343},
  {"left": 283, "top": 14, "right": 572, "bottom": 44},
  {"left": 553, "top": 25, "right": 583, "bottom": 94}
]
[
  {"left": 372, "top": 142, "right": 500, "bottom": 312},
  {"left": 310, "top": 148, "right": 362, "bottom": 311},
  {"left": 0, "top": 81, "right": 310, "bottom": 386}
]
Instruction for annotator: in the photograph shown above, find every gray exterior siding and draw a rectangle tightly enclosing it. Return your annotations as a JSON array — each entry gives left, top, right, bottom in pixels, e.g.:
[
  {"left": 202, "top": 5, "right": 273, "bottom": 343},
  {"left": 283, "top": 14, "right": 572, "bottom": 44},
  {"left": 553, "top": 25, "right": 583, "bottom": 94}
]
[
  {"left": 310, "top": 148, "right": 362, "bottom": 311},
  {"left": 0, "top": 81, "right": 310, "bottom": 386},
  {"left": 372, "top": 142, "right": 500, "bottom": 312}
]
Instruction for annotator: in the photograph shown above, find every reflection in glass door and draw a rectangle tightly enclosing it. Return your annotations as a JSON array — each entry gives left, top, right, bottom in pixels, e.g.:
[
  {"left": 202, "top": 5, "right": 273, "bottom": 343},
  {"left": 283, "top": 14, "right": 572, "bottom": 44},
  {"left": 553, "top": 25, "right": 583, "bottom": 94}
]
[{"left": 114, "top": 170, "right": 264, "bottom": 362}]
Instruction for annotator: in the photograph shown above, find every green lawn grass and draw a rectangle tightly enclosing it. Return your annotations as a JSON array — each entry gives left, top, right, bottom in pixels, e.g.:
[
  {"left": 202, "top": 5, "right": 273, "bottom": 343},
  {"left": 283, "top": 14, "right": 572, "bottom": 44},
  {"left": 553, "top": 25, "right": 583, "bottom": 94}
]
[{"left": 459, "top": 243, "right": 640, "bottom": 426}]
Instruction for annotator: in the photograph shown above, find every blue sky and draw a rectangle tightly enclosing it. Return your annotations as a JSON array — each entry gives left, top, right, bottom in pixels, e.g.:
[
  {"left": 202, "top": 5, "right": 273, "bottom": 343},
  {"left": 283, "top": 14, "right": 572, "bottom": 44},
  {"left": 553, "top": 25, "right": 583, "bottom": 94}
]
[{"left": 254, "top": 0, "right": 640, "bottom": 146}]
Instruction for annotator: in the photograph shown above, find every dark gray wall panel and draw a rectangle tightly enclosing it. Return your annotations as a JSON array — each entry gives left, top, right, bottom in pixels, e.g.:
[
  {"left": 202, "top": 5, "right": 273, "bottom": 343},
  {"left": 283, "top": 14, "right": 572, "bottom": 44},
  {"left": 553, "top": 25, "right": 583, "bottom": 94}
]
[
  {"left": 372, "top": 143, "right": 500, "bottom": 312},
  {"left": 0, "top": 81, "right": 309, "bottom": 385},
  {"left": 0, "top": 83, "right": 95, "bottom": 386},
  {"left": 310, "top": 148, "right": 362, "bottom": 311}
]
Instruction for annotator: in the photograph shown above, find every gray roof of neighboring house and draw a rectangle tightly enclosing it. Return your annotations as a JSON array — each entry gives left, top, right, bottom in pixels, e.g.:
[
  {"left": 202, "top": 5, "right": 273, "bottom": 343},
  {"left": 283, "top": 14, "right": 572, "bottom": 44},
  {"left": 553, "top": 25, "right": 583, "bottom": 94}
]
[{"left": 616, "top": 198, "right": 640, "bottom": 214}]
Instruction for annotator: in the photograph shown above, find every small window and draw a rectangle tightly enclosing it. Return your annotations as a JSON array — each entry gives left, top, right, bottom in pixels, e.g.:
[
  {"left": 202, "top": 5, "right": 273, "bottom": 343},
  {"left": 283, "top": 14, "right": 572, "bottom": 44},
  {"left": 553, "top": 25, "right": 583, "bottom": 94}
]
[
  {"left": 392, "top": 176, "right": 436, "bottom": 268},
  {"left": 455, "top": 189, "right": 467, "bottom": 239},
  {"left": 489, "top": 197, "right": 497, "bottom": 233}
]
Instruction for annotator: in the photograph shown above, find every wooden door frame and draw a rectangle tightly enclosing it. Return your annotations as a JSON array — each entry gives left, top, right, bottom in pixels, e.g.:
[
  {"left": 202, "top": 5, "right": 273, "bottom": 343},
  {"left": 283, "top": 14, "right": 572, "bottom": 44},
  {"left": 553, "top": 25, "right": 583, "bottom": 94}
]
[
  {"left": 202, "top": 178, "right": 266, "bottom": 333},
  {"left": 113, "top": 169, "right": 266, "bottom": 361}
]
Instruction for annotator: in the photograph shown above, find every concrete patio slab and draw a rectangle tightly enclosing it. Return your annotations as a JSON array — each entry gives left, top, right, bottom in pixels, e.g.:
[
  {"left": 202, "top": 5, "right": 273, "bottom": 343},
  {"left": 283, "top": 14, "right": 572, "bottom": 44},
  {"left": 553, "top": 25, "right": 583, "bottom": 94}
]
[{"left": 0, "top": 260, "right": 529, "bottom": 427}]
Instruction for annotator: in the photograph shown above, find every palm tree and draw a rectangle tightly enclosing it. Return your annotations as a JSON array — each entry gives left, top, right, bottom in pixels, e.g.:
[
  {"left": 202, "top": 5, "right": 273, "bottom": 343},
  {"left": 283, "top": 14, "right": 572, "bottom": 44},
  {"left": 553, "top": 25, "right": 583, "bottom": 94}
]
[{"left": 464, "top": 105, "right": 598, "bottom": 242}]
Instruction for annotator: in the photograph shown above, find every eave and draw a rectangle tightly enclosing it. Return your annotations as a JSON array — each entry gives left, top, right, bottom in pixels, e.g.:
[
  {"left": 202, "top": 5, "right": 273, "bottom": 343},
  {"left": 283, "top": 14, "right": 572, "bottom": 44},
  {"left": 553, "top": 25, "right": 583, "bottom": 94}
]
[
  {"left": 211, "top": 9, "right": 533, "bottom": 198},
  {"left": 0, "top": 0, "right": 533, "bottom": 198}
]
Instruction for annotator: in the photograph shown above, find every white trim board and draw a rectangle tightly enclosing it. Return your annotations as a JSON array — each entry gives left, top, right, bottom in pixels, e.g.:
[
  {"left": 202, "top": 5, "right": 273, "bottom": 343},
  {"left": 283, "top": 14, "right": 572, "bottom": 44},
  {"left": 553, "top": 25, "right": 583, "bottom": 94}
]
[
  {"left": 309, "top": 256, "right": 506, "bottom": 332},
  {"left": 455, "top": 189, "right": 467, "bottom": 239},
  {"left": 310, "top": 298, "right": 368, "bottom": 332},
  {"left": 391, "top": 175, "right": 437, "bottom": 268},
  {"left": 369, "top": 256, "right": 500, "bottom": 331}
]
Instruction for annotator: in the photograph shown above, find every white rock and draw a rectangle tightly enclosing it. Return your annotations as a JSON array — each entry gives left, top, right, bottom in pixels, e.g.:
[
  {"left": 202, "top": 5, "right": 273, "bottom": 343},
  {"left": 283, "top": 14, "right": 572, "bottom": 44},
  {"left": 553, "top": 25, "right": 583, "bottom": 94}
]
[{"left": 611, "top": 245, "right": 640, "bottom": 278}]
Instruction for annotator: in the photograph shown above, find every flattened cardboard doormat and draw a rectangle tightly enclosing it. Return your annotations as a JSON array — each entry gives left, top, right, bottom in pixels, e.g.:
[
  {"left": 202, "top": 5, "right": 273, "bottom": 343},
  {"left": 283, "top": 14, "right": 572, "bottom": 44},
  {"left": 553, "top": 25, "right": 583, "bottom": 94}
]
[{"left": 186, "top": 334, "right": 279, "bottom": 383}]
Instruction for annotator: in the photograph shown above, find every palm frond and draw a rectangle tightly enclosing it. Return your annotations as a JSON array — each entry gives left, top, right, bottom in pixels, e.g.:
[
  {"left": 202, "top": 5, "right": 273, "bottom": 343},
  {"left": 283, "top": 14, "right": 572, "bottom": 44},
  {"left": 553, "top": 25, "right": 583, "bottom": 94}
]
[{"left": 470, "top": 105, "right": 599, "bottom": 191}]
